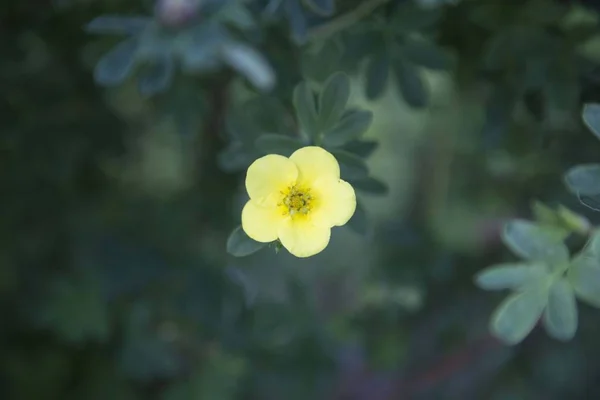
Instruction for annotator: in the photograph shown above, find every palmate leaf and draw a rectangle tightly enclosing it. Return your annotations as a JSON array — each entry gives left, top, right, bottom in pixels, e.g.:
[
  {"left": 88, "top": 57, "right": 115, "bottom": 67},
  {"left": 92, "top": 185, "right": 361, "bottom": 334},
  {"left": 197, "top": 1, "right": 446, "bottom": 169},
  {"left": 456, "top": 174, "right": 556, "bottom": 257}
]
[
  {"left": 94, "top": 37, "right": 139, "bottom": 86},
  {"left": 254, "top": 134, "right": 304, "bottom": 156},
  {"left": 293, "top": 81, "right": 319, "bottom": 140},
  {"left": 501, "top": 219, "right": 570, "bottom": 269},
  {"left": 137, "top": 56, "right": 175, "bottom": 96},
  {"left": 393, "top": 58, "right": 428, "bottom": 108},
  {"left": 221, "top": 41, "right": 276, "bottom": 91},
  {"left": 330, "top": 149, "right": 369, "bottom": 180},
  {"left": 365, "top": 52, "right": 390, "bottom": 100}
]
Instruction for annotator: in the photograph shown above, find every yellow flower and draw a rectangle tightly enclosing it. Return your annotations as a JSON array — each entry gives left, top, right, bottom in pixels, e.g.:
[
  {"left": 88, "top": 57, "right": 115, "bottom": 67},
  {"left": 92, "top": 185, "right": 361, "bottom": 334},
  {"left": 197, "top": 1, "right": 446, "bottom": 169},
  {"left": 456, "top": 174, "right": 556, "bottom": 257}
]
[{"left": 241, "top": 146, "right": 356, "bottom": 258}]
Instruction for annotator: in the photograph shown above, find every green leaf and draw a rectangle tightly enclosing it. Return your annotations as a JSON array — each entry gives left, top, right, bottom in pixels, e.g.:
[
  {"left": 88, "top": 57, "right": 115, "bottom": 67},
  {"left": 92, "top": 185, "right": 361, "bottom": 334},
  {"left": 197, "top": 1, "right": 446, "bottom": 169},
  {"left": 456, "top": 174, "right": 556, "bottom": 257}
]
[
  {"left": 348, "top": 176, "right": 388, "bottom": 196},
  {"left": 393, "top": 58, "right": 428, "bottom": 108},
  {"left": 227, "top": 225, "right": 267, "bottom": 257},
  {"left": 302, "top": 0, "right": 334, "bottom": 16},
  {"left": 366, "top": 52, "right": 390, "bottom": 100},
  {"left": 391, "top": 3, "right": 441, "bottom": 34},
  {"left": 543, "top": 278, "right": 578, "bottom": 341},
  {"left": 331, "top": 149, "right": 369, "bottom": 180},
  {"left": 490, "top": 285, "right": 548, "bottom": 345},
  {"left": 582, "top": 103, "right": 600, "bottom": 140},
  {"left": 318, "top": 72, "right": 351, "bottom": 131},
  {"left": 217, "top": 143, "right": 256, "bottom": 172},
  {"left": 568, "top": 253, "right": 600, "bottom": 308},
  {"left": 502, "top": 219, "right": 570, "bottom": 267},
  {"left": 342, "top": 140, "right": 379, "bottom": 158},
  {"left": 322, "top": 110, "right": 373, "bottom": 147},
  {"left": 293, "top": 81, "right": 319, "bottom": 140},
  {"left": 401, "top": 39, "right": 451, "bottom": 70},
  {"left": 94, "top": 37, "right": 139, "bottom": 86},
  {"left": 474, "top": 263, "right": 548, "bottom": 291},
  {"left": 255, "top": 134, "right": 304, "bottom": 156},
  {"left": 564, "top": 164, "right": 600, "bottom": 196},
  {"left": 221, "top": 42, "right": 275, "bottom": 91}
]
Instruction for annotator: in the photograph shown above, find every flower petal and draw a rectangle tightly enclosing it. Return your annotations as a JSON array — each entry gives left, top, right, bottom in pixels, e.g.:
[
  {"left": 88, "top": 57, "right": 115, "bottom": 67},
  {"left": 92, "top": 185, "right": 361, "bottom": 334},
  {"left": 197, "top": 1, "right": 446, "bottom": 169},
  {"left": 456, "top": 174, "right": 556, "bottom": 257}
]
[
  {"left": 241, "top": 201, "right": 283, "bottom": 243},
  {"left": 277, "top": 218, "right": 331, "bottom": 258},
  {"left": 246, "top": 154, "right": 298, "bottom": 207},
  {"left": 290, "top": 146, "right": 340, "bottom": 186},
  {"left": 311, "top": 178, "right": 356, "bottom": 227}
]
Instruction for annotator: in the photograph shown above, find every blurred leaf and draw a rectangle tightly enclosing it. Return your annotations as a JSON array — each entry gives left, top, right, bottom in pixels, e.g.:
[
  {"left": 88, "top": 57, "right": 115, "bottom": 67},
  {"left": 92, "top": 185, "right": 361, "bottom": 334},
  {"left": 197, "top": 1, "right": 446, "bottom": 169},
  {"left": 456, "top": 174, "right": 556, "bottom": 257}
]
[
  {"left": 255, "top": 134, "right": 304, "bottom": 156},
  {"left": 222, "top": 42, "right": 275, "bottom": 91},
  {"left": 303, "top": 0, "right": 334, "bottom": 16},
  {"left": 322, "top": 110, "right": 373, "bottom": 147},
  {"left": 502, "top": 219, "right": 570, "bottom": 267},
  {"left": 564, "top": 164, "right": 600, "bottom": 196},
  {"left": 137, "top": 56, "right": 174, "bottom": 96},
  {"left": 475, "top": 263, "right": 548, "bottom": 291},
  {"left": 393, "top": 58, "right": 428, "bottom": 108},
  {"left": 543, "top": 278, "right": 578, "bottom": 341},
  {"left": 490, "top": 285, "right": 548, "bottom": 345},
  {"left": 568, "top": 253, "right": 600, "bottom": 308},
  {"left": 179, "top": 24, "right": 226, "bottom": 73},
  {"left": 285, "top": 0, "right": 308, "bottom": 44},
  {"left": 347, "top": 200, "right": 369, "bottom": 236},
  {"left": 217, "top": 2, "right": 256, "bottom": 31},
  {"left": 318, "top": 72, "right": 351, "bottom": 131},
  {"left": 366, "top": 52, "right": 390, "bottom": 100},
  {"left": 94, "top": 37, "right": 139, "bottom": 86},
  {"left": 342, "top": 140, "right": 378, "bottom": 158},
  {"left": 85, "top": 15, "right": 151, "bottom": 35},
  {"left": 218, "top": 143, "right": 257, "bottom": 172},
  {"left": 582, "top": 103, "right": 600, "bottom": 140},
  {"left": 348, "top": 176, "right": 388, "bottom": 196},
  {"left": 578, "top": 193, "right": 600, "bottom": 212},
  {"left": 37, "top": 276, "right": 109, "bottom": 344},
  {"left": 401, "top": 39, "right": 452, "bottom": 70},
  {"left": 331, "top": 149, "right": 369, "bottom": 180},
  {"left": 293, "top": 81, "right": 319, "bottom": 140},
  {"left": 227, "top": 225, "right": 267, "bottom": 257}
]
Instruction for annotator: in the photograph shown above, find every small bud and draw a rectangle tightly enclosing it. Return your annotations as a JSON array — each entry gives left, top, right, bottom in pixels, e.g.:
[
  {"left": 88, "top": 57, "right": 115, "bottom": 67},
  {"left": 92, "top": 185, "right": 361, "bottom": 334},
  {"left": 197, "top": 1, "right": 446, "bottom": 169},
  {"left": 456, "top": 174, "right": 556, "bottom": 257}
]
[{"left": 155, "top": 0, "right": 200, "bottom": 28}]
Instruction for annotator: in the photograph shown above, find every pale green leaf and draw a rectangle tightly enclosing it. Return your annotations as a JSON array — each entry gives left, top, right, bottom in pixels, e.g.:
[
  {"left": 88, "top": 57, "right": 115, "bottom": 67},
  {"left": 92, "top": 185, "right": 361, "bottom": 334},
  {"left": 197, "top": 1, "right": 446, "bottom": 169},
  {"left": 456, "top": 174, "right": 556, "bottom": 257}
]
[
  {"left": 564, "top": 163, "right": 600, "bottom": 196},
  {"left": 474, "top": 263, "right": 548, "bottom": 291},
  {"left": 502, "top": 219, "right": 569, "bottom": 267},
  {"left": 543, "top": 278, "right": 578, "bottom": 341},
  {"left": 293, "top": 81, "right": 319, "bottom": 140},
  {"left": 221, "top": 42, "right": 275, "bottom": 91},
  {"left": 227, "top": 226, "right": 267, "bottom": 257},
  {"left": 490, "top": 285, "right": 548, "bottom": 345},
  {"left": 348, "top": 176, "right": 388, "bottom": 196},
  {"left": 318, "top": 72, "right": 351, "bottom": 131},
  {"left": 568, "top": 253, "right": 600, "bottom": 308}
]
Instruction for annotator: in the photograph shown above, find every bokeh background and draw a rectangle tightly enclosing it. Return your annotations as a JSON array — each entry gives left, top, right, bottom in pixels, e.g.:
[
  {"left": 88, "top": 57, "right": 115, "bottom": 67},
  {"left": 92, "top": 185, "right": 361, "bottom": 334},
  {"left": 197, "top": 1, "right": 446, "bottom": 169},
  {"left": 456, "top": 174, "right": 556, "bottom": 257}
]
[{"left": 4, "top": 0, "right": 600, "bottom": 399}]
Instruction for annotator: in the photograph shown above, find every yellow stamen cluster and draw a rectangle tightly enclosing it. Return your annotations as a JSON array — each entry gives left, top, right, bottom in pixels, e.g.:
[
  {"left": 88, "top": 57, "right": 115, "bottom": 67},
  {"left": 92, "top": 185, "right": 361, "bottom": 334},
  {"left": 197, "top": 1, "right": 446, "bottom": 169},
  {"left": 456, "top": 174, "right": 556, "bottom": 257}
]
[{"left": 280, "top": 186, "right": 312, "bottom": 216}]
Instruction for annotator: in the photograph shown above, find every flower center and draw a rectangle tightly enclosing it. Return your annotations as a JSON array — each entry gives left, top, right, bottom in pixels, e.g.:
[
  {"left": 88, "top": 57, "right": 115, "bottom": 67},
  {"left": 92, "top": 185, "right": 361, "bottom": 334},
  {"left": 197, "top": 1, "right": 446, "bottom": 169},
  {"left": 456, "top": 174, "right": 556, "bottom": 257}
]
[{"left": 281, "top": 186, "right": 312, "bottom": 216}]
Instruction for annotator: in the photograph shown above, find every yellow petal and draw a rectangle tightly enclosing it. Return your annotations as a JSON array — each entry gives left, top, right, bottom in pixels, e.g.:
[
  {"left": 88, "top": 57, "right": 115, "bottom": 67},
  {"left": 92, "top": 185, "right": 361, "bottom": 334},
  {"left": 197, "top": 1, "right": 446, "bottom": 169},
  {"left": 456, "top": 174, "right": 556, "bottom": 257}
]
[
  {"left": 241, "top": 201, "right": 284, "bottom": 243},
  {"left": 290, "top": 146, "right": 340, "bottom": 187},
  {"left": 246, "top": 154, "right": 298, "bottom": 207},
  {"left": 310, "top": 178, "right": 356, "bottom": 227},
  {"left": 277, "top": 218, "right": 331, "bottom": 258}
]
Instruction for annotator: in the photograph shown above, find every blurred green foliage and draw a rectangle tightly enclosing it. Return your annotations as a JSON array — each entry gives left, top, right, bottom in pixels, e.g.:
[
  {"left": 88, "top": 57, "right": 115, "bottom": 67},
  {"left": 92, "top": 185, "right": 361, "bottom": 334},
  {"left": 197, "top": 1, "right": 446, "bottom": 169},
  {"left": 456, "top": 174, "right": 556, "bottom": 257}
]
[{"left": 5, "top": 0, "right": 600, "bottom": 399}]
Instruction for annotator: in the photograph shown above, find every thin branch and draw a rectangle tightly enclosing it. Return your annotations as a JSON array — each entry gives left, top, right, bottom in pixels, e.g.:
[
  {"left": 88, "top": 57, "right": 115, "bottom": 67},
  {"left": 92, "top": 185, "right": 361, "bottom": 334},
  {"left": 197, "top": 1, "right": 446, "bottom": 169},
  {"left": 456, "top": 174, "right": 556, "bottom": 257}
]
[{"left": 307, "top": 0, "right": 391, "bottom": 40}]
